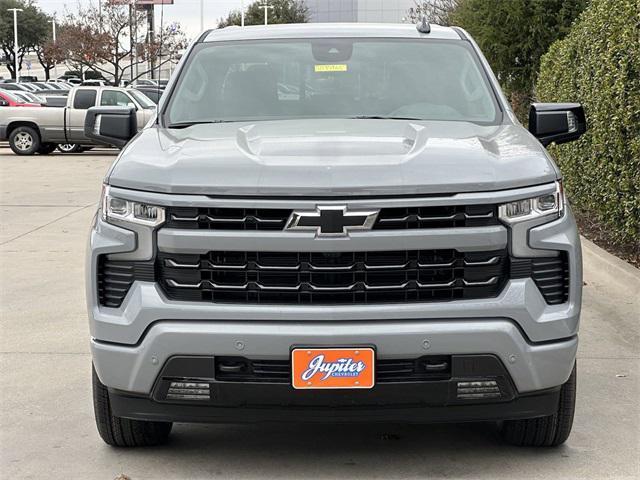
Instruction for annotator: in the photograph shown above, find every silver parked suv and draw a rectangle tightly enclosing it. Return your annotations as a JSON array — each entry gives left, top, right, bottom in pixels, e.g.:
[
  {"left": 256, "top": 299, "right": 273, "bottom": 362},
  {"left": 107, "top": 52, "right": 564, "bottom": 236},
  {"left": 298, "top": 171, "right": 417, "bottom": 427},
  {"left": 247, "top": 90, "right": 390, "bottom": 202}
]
[{"left": 86, "top": 22, "right": 586, "bottom": 447}]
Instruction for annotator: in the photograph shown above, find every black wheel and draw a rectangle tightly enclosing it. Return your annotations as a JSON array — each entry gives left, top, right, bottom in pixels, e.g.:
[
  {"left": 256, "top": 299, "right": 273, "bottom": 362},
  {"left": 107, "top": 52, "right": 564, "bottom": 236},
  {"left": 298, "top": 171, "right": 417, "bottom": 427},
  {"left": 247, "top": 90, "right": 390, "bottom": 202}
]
[
  {"left": 9, "top": 126, "right": 41, "bottom": 155},
  {"left": 500, "top": 363, "right": 576, "bottom": 447},
  {"left": 57, "top": 143, "right": 82, "bottom": 153},
  {"left": 92, "top": 365, "right": 172, "bottom": 447},
  {"left": 38, "top": 143, "right": 57, "bottom": 155}
]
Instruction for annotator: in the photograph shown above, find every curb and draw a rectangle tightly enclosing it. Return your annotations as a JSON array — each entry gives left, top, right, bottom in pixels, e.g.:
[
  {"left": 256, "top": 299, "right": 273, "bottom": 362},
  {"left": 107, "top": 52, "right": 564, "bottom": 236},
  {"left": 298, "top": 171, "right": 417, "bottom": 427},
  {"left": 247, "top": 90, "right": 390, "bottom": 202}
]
[{"left": 581, "top": 236, "right": 640, "bottom": 296}]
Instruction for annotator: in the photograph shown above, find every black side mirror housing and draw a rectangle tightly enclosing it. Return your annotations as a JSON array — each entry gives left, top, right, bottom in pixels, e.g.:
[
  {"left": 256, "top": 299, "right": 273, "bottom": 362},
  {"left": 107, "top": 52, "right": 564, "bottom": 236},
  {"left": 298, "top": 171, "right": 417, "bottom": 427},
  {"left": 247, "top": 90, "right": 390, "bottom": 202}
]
[
  {"left": 84, "top": 106, "right": 137, "bottom": 148},
  {"left": 529, "top": 103, "right": 587, "bottom": 147}
]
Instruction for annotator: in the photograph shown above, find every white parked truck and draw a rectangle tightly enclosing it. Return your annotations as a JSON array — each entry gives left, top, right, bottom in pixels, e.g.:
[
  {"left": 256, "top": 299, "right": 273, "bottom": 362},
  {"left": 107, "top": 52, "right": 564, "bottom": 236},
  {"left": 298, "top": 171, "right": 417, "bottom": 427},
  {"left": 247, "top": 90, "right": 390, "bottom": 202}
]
[{"left": 0, "top": 86, "right": 156, "bottom": 155}]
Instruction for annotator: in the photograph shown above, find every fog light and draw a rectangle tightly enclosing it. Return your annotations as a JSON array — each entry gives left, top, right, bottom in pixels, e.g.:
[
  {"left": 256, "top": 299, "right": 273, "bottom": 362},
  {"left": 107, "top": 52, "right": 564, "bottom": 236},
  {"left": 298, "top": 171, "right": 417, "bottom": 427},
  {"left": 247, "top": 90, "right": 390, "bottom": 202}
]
[
  {"left": 166, "top": 381, "right": 210, "bottom": 401},
  {"left": 456, "top": 380, "right": 501, "bottom": 399}
]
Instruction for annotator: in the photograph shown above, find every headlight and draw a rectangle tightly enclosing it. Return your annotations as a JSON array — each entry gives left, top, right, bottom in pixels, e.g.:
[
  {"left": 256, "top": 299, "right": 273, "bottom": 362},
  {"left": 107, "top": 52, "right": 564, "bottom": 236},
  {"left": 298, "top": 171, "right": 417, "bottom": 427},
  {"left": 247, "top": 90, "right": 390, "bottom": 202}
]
[
  {"left": 498, "top": 181, "right": 564, "bottom": 225},
  {"left": 100, "top": 185, "right": 165, "bottom": 227}
]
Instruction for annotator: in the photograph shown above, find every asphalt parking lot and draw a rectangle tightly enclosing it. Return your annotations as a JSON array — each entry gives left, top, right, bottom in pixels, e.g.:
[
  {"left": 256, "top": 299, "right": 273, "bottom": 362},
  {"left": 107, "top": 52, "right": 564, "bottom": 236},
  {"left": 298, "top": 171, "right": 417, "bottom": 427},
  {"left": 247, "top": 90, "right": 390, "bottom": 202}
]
[{"left": 0, "top": 146, "right": 638, "bottom": 480}]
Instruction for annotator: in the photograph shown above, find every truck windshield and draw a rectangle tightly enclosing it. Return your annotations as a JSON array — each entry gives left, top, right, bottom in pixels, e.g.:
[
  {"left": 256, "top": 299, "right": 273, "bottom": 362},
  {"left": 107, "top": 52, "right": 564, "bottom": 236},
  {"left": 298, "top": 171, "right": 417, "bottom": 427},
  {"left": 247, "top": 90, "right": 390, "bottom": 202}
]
[
  {"left": 165, "top": 38, "right": 500, "bottom": 126},
  {"left": 129, "top": 89, "right": 157, "bottom": 109}
]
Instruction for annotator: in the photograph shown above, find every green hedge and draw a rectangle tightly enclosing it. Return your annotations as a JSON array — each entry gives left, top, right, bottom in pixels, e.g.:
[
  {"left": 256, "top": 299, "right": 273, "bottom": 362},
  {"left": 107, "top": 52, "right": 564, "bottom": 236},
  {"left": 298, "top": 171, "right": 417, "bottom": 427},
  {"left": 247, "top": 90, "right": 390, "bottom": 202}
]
[{"left": 536, "top": 0, "right": 640, "bottom": 244}]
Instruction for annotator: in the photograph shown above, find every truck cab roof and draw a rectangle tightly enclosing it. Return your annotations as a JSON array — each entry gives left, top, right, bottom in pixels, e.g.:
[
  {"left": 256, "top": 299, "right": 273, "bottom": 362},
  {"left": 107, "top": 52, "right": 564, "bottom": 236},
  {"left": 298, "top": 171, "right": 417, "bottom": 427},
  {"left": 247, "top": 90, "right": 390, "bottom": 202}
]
[{"left": 203, "top": 22, "right": 463, "bottom": 43}]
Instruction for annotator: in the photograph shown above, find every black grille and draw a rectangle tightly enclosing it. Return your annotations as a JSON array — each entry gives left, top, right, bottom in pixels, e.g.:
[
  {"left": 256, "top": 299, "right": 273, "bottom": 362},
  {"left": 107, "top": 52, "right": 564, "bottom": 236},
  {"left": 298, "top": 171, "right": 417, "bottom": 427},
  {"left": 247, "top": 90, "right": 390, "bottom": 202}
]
[
  {"left": 214, "top": 356, "right": 451, "bottom": 384},
  {"left": 166, "top": 207, "right": 291, "bottom": 230},
  {"left": 375, "top": 204, "right": 498, "bottom": 229},
  {"left": 164, "top": 204, "right": 499, "bottom": 230},
  {"left": 532, "top": 254, "right": 570, "bottom": 305},
  {"left": 97, "top": 257, "right": 154, "bottom": 308},
  {"left": 509, "top": 253, "right": 569, "bottom": 305},
  {"left": 157, "top": 249, "right": 509, "bottom": 304}
]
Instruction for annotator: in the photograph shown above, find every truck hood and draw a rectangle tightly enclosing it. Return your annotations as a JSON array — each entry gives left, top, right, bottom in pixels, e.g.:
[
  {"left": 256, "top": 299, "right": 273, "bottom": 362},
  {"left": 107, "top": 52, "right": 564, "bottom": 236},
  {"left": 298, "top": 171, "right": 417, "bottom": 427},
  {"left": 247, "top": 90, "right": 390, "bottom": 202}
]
[{"left": 107, "top": 119, "right": 558, "bottom": 196}]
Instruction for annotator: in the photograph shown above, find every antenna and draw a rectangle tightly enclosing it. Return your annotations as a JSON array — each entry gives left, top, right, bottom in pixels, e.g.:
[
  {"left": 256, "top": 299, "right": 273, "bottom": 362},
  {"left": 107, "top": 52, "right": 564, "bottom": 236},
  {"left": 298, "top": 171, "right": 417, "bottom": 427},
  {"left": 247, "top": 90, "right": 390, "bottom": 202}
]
[{"left": 416, "top": 15, "right": 431, "bottom": 34}]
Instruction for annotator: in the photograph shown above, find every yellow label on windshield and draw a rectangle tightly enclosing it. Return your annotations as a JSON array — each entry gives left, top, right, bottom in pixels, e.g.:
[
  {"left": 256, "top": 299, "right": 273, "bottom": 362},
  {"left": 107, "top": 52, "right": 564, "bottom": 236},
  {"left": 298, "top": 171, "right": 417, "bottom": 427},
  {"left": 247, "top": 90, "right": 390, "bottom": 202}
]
[{"left": 315, "top": 64, "right": 348, "bottom": 73}]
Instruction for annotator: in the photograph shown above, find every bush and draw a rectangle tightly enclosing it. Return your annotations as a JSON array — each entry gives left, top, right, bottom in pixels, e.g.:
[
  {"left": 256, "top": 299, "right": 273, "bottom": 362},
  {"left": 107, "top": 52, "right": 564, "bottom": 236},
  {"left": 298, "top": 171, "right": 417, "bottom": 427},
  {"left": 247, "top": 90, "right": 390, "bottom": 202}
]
[
  {"left": 450, "top": 0, "right": 587, "bottom": 121},
  {"left": 536, "top": 0, "right": 640, "bottom": 244}
]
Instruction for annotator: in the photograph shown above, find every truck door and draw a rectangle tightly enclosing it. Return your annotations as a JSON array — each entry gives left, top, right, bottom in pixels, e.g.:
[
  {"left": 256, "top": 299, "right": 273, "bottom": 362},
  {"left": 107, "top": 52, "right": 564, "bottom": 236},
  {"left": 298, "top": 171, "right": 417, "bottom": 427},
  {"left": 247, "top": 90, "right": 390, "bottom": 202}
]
[{"left": 66, "top": 89, "right": 97, "bottom": 143}]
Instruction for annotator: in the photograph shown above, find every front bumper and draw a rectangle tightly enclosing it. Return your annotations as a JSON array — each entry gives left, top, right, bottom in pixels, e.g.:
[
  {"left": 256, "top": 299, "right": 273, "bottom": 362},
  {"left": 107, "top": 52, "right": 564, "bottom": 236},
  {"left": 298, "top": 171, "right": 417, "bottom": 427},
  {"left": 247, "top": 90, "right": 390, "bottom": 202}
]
[{"left": 92, "top": 318, "right": 577, "bottom": 395}]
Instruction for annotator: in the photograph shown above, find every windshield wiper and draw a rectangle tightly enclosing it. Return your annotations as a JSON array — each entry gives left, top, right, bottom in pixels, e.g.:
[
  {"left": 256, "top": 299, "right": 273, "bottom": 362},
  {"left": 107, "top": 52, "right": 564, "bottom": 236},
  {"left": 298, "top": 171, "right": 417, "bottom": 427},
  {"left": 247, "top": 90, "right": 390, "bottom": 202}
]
[
  {"left": 166, "top": 120, "right": 236, "bottom": 129},
  {"left": 350, "top": 115, "right": 425, "bottom": 121}
]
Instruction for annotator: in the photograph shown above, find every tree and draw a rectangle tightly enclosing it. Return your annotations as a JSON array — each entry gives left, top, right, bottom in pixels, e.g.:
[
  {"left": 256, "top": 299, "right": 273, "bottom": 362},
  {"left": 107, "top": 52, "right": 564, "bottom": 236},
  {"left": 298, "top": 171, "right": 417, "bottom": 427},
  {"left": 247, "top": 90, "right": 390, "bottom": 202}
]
[
  {"left": 537, "top": 0, "right": 640, "bottom": 247},
  {"left": 59, "top": 2, "right": 187, "bottom": 84},
  {"left": 54, "top": 23, "right": 111, "bottom": 80},
  {"left": 406, "top": 0, "right": 460, "bottom": 26},
  {"left": 35, "top": 41, "right": 57, "bottom": 81},
  {"left": 35, "top": 31, "right": 68, "bottom": 81},
  {"left": 218, "top": 0, "right": 309, "bottom": 28},
  {"left": 449, "top": 0, "right": 587, "bottom": 120},
  {"left": 0, "top": 0, "right": 49, "bottom": 79}
]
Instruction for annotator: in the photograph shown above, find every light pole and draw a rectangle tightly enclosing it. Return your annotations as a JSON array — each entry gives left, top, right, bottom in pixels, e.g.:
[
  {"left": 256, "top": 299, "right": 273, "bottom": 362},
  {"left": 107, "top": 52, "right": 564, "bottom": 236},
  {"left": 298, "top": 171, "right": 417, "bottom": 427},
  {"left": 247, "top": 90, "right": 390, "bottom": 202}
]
[
  {"left": 260, "top": 1, "right": 274, "bottom": 25},
  {"left": 133, "top": 0, "right": 139, "bottom": 82},
  {"left": 7, "top": 8, "right": 23, "bottom": 81},
  {"left": 200, "top": 0, "right": 203, "bottom": 32},
  {"left": 49, "top": 19, "right": 57, "bottom": 79},
  {"left": 241, "top": 0, "right": 245, "bottom": 27}
]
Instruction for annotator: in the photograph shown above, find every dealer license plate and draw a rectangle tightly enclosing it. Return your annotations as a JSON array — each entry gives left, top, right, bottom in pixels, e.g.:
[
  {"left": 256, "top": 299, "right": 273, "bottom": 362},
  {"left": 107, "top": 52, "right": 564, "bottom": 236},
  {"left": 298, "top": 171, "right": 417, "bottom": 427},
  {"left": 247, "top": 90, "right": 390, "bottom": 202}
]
[{"left": 291, "top": 347, "right": 375, "bottom": 389}]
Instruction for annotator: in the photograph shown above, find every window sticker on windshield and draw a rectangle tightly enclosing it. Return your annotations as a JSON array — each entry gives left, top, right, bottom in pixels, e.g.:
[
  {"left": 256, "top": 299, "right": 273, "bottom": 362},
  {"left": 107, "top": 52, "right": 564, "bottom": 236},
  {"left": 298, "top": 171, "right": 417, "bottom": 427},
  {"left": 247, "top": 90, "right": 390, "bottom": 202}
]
[{"left": 315, "top": 64, "right": 348, "bottom": 73}]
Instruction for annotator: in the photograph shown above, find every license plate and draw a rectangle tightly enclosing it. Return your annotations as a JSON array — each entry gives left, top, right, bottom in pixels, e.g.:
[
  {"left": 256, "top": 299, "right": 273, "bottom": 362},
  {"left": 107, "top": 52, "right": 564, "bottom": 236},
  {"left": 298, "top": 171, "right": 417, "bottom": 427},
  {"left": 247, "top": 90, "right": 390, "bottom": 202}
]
[{"left": 291, "top": 347, "right": 375, "bottom": 389}]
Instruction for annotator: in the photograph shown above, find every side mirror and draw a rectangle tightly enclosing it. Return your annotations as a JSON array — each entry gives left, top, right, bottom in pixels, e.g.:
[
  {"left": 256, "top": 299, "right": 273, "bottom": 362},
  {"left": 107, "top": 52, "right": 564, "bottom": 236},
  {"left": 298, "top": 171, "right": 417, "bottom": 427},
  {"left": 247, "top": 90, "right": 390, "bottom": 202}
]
[
  {"left": 84, "top": 106, "right": 137, "bottom": 148},
  {"left": 529, "top": 103, "right": 587, "bottom": 147}
]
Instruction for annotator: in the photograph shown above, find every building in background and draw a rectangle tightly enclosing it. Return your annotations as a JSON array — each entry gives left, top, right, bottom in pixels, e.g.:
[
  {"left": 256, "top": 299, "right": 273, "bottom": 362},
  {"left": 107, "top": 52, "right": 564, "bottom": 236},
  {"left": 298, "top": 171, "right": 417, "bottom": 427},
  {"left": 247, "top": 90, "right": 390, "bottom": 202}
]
[{"left": 306, "top": 0, "right": 416, "bottom": 23}]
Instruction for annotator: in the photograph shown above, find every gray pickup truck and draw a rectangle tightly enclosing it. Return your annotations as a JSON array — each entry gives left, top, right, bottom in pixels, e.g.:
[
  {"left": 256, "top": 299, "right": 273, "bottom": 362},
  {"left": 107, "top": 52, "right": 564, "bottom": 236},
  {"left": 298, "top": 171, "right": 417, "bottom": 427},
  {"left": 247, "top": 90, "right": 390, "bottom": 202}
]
[
  {"left": 0, "top": 86, "right": 155, "bottom": 155},
  {"left": 86, "top": 22, "right": 586, "bottom": 448}
]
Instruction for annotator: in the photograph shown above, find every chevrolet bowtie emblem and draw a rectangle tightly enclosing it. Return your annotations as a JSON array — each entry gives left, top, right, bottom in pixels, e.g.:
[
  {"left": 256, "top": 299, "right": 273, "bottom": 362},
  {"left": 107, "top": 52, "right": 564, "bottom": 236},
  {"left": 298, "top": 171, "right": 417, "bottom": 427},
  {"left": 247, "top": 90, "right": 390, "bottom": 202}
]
[{"left": 285, "top": 206, "right": 379, "bottom": 237}]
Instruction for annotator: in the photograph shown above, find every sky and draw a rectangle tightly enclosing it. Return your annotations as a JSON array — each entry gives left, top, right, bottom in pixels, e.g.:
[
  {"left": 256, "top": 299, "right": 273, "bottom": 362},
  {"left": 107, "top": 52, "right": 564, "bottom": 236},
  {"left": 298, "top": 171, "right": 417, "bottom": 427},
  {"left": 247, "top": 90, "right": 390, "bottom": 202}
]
[{"left": 36, "top": 0, "right": 246, "bottom": 40}]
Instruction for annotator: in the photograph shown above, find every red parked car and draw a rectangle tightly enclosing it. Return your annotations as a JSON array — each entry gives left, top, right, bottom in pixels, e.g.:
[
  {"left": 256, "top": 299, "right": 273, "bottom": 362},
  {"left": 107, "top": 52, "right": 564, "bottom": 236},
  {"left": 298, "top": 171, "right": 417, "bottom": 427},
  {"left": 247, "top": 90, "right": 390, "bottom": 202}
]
[{"left": 0, "top": 90, "right": 40, "bottom": 107}]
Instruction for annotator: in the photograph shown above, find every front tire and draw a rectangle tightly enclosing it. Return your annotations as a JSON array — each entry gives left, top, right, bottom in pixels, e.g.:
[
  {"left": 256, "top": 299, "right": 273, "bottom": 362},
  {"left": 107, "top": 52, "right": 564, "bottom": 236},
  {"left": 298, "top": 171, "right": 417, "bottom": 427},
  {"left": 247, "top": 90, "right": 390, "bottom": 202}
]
[
  {"left": 92, "top": 365, "right": 172, "bottom": 447},
  {"left": 500, "top": 363, "right": 576, "bottom": 447},
  {"left": 9, "top": 126, "right": 41, "bottom": 155}
]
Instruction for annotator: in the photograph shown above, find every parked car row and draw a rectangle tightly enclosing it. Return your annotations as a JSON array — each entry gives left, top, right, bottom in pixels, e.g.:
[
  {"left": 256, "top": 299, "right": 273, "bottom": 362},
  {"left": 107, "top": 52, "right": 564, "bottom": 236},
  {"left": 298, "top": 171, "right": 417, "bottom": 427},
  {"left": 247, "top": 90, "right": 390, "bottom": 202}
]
[
  {"left": 0, "top": 89, "right": 84, "bottom": 153},
  {"left": 0, "top": 74, "right": 168, "bottom": 155},
  {"left": 0, "top": 79, "right": 71, "bottom": 105},
  {"left": 0, "top": 78, "right": 74, "bottom": 90},
  {"left": 0, "top": 90, "right": 40, "bottom": 107},
  {"left": 0, "top": 85, "right": 156, "bottom": 155}
]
